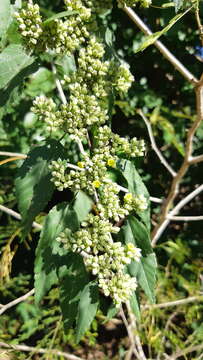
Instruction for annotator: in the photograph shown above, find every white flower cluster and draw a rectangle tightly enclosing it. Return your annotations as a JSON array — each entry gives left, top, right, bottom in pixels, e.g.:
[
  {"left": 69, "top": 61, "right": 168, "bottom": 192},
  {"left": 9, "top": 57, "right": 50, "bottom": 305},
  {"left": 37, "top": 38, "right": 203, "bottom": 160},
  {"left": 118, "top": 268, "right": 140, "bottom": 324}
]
[
  {"left": 17, "top": 0, "right": 148, "bottom": 307},
  {"left": 14, "top": 0, "right": 43, "bottom": 48},
  {"left": 57, "top": 214, "right": 141, "bottom": 306},
  {"left": 97, "top": 182, "right": 128, "bottom": 221},
  {"left": 124, "top": 192, "right": 148, "bottom": 212},
  {"left": 49, "top": 154, "right": 108, "bottom": 194},
  {"left": 115, "top": 64, "right": 135, "bottom": 93},
  {"left": 31, "top": 96, "right": 64, "bottom": 132},
  {"left": 43, "top": 16, "right": 89, "bottom": 55},
  {"left": 15, "top": 0, "right": 91, "bottom": 54}
]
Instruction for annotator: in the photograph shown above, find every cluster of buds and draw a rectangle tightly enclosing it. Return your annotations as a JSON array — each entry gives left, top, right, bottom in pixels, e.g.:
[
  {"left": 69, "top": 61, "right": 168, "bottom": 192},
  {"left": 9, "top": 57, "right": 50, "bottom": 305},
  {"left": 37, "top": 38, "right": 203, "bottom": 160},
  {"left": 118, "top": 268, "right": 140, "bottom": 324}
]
[
  {"left": 49, "top": 154, "right": 108, "bottom": 194},
  {"left": 98, "top": 273, "right": 138, "bottom": 307},
  {"left": 114, "top": 64, "right": 135, "bottom": 93},
  {"left": 15, "top": 0, "right": 91, "bottom": 54},
  {"left": 14, "top": 0, "right": 43, "bottom": 48},
  {"left": 57, "top": 214, "right": 141, "bottom": 306},
  {"left": 87, "top": 0, "right": 113, "bottom": 14},
  {"left": 43, "top": 17, "right": 89, "bottom": 55},
  {"left": 94, "top": 126, "right": 146, "bottom": 158},
  {"left": 124, "top": 192, "right": 148, "bottom": 212},
  {"left": 118, "top": 0, "right": 151, "bottom": 7},
  {"left": 16, "top": 0, "right": 148, "bottom": 307},
  {"left": 97, "top": 182, "right": 128, "bottom": 221}
]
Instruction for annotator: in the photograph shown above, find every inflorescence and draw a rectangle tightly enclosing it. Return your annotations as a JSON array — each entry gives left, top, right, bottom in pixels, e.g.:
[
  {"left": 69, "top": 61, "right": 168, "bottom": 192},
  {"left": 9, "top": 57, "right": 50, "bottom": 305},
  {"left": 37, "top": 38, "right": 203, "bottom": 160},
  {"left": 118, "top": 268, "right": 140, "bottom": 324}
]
[{"left": 16, "top": 0, "right": 149, "bottom": 307}]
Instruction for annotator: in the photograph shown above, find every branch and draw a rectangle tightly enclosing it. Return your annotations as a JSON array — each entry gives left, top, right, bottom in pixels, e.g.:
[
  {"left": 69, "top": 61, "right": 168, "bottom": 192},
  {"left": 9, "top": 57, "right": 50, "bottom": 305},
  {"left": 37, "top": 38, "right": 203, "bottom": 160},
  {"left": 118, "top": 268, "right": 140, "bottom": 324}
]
[
  {"left": 123, "top": 6, "right": 198, "bottom": 85},
  {"left": 0, "top": 205, "right": 42, "bottom": 230},
  {"left": 120, "top": 306, "right": 140, "bottom": 360},
  {"left": 0, "top": 289, "right": 35, "bottom": 315},
  {"left": 152, "top": 76, "right": 203, "bottom": 246},
  {"left": 189, "top": 154, "right": 203, "bottom": 164},
  {"left": 167, "top": 215, "right": 203, "bottom": 221},
  {"left": 152, "top": 184, "right": 203, "bottom": 245},
  {"left": 195, "top": 0, "right": 203, "bottom": 46},
  {"left": 171, "top": 343, "right": 203, "bottom": 360},
  {"left": 143, "top": 295, "right": 203, "bottom": 310},
  {"left": 126, "top": 302, "right": 147, "bottom": 360},
  {"left": 0, "top": 156, "right": 26, "bottom": 166},
  {"left": 138, "top": 110, "right": 177, "bottom": 177},
  {"left": 0, "top": 151, "right": 27, "bottom": 158},
  {"left": 0, "top": 342, "right": 84, "bottom": 360}
]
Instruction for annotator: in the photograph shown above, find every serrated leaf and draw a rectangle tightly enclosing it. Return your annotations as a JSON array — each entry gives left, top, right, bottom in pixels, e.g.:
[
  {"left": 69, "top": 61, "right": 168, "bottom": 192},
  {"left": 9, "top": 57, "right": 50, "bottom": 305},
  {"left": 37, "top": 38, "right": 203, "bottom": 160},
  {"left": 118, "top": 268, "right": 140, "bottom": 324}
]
[
  {"left": 0, "top": 44, "right": 34, "bottom": 89},
  {"left": 76, "top": 282, "right": 99, "bottom": 343},
  {"left": 43, "top": 10, "right": 77, "bottom": 25},
  {"left": 122, "top": 217, "right": 157, "bottom": 303},
  {"left": 118, "top": 159, "right": 150, "bottom": 229},
  {"left": 60, "top": 253, "right": 89, "bottom": 330},
  {"left": 125, "top": 216, "right": 152, "bottom": 256},
  {"left": 0, "top": 0, "right": 11, "bottom": 38},
  {"left": 73, "top": 191, "right": 93, "bottom": 223},
  {"left": 34, "top": 202, "right": 79, "bottom": 304},
  {"left": 129, "top": 254, "right": 157, "bottom": 304},
  {"left": 134, "top": 9, "right": 190, "bottom": 53},
  {"left": 15, "top": 140, "right": 66, "bottom": 238}
]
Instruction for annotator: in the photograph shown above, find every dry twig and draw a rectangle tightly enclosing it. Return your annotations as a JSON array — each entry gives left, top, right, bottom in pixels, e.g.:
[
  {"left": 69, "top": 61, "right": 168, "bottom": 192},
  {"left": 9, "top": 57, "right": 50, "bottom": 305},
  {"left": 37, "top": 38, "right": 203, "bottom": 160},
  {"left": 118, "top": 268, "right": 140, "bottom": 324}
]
[
  {"left": 0, "top": 342, "right": 84, "bottom": 360},
  {"left": 0, "top": 289, "right": 35, "bottom": 315}
]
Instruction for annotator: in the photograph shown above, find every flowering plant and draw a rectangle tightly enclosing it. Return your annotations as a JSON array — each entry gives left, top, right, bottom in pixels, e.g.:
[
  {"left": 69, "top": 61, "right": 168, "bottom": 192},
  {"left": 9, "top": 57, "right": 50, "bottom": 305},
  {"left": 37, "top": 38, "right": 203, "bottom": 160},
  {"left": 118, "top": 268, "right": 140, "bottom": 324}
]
[{"left": 14, "top": 0, "right": 156, "bottom": 341}]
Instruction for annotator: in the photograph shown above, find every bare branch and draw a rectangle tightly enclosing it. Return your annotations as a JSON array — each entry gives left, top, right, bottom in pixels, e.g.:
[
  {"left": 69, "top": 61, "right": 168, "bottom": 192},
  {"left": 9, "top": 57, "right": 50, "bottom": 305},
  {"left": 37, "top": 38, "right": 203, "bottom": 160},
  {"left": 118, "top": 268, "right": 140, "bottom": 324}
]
[
  {"left": 0, "top": 151, "right": 27, "bottom": 158},
  {"left": 169, "top": 184, "right": 203, "bottom": 216},
  {"left": 152, "top": 77, "right": 203, "bottom": 246},
  {"left": 167, "top": 215, "right": 203, "bottom": 221},
  {"left": 152, "top": 184, "right": 203, "bottom": 245},
  {"left": 189, "top": 154, "right": 203, "bottom": 164},
  {"left": 0, "top": 342, "right": 84, "bottom": 360},
  {"left": 150, "top": 196, "right": 163, "bottom": 204},
  {"left": 138, "top": 110, "right": 177, "bottom": 177},
  {"left": 195, "top": 0, "right": 203, "bottom": 46},
  {"left": 0, "top": 289, "right": 35, "bottom": 315},
  {"left": 120, "top": 306, "right": 140, "bottom": 360},
  {"left": 143, "top": 295, "right": 203, "bottom": 310},
  {"left": 123, "top": 6, "right": 198, "bottom": 85},
  {"left": 0, "top": 205, "right": 42, "bottom": 230},
  {"left": 126, "top": 302, "right": 147, "bottom": 360},
  {"left": 171, "top": 343, "right": 203, "bottom": 360}
]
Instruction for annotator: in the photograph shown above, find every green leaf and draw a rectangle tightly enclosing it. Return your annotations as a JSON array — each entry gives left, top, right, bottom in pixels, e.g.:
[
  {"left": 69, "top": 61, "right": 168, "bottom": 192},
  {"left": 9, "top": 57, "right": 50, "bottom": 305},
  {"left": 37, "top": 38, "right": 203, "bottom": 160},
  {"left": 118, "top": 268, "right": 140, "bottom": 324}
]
[
  {"left": 43, "top": 10, "right": 78, "bottom": 25},
  {"left": 60, "top": 253, "right": 89, "bottom": 330},
  {"left": 134, "top": 9, "right": 190, "bottom": 53},
  {"left": 25, "top": 67, "right": 56, "bottom": 97},
  {"left": 0, "top": 0, "right": 11, "bottom": 38},
  {"left": 130, "top": 293, "right": 141, "bottom": 321},
  {"left": 129, "top": 254, "right": 157, "bottom": 304},
  {"left": 76, "top": 282, "right": 99, "bottom": 343},
  {"left": 122, "top": 217, "right": 157, "bottom": 303},
  {"left": 118, "top": 159, "right": 150, "bottom": 229},
  {"left": 73, "top": 191, "right": 93, "bottom": 223},
  {"left": 0, "top": 44, "right": 34, "bottom": 89},
  {"left": 15, "top": 140, "right": 66, "bottom": 238},
  {"left": 124, "top": 216, "right": 152, "bottom": 256},
  {"left": 34, "top": 202, "right": 79, "bottom": 304}
]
